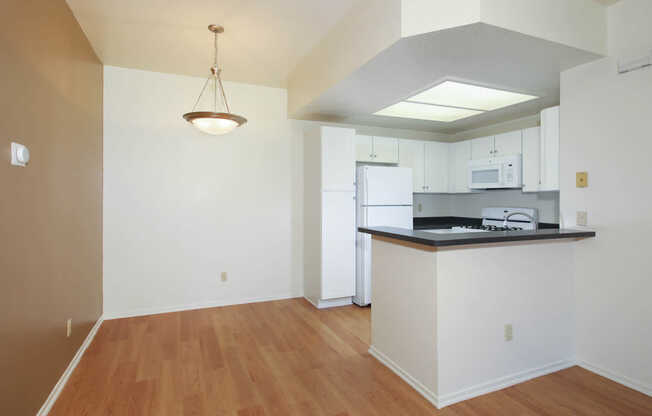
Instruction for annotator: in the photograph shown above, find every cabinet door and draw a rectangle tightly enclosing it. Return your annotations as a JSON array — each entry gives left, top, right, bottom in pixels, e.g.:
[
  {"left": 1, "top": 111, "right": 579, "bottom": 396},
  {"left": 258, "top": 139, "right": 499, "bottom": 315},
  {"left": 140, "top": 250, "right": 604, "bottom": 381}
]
[
  {"left": 540, "top": 106, "right": 560, "bottom": 191},
  {"left": 372, "top": 136, "right": 399, "bottom": 163},
  {"left": 522, "top": 127, "right": 541, "bottom": 192},
  {"left": 355, "top": 135, "right": 374, "bottom": 162},
  {"left": 471, "top": 136, "right": 493, "bottom": 159},
  {"left": 494, "top": 130, "right": 522, "bottom": 156},
  {"left": 425, "top": 141, "right": 449, "bottom": 193},
  {"left": 398, "top": 140, "right": 426, "bottom": 192},
  {"left": 321, "top": 191, "right": 356, "bottom": 299},
  {"left": 449, "top": 140, "right": 472, "bottom": 193},
  {"left": 321, "top": 127, "right": 355, "bottom": 191}
]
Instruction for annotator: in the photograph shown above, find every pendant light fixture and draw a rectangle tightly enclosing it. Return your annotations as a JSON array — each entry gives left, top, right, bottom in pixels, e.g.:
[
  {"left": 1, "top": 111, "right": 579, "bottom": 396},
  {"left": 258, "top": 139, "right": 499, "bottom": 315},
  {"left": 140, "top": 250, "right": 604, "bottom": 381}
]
[{"left": 183, "top": 25, "right": 247, "bottom": 135}]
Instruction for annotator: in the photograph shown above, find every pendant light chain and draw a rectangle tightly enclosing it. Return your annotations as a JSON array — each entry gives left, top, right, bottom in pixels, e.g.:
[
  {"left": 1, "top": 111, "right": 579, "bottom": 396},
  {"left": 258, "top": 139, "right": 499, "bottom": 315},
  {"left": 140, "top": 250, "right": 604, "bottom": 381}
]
[
  {"left": 213, "top": 31, "right": 218, "bottom": 112},
  {"left": 214, "top": 31, "right": 231, "bottom": 114}
]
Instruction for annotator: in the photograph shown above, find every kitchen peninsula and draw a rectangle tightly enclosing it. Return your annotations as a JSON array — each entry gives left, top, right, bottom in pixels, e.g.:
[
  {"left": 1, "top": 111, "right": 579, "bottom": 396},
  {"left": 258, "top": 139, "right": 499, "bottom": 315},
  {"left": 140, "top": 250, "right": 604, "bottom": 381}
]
[{"left": 358, "top": 225, "right": 595, "bottom": 409}]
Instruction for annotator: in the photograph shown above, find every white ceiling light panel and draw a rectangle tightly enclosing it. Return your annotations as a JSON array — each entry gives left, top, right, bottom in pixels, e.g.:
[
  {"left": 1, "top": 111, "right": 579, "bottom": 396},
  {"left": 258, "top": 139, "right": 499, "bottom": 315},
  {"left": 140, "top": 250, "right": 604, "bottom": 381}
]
[
  {"left": 374, "top": 101, "right": 484, "bottom": 122},
  {"left": 373, "top": 81, "right": 539, "bottom": 123},
  {"left": 409, "top": 81, "right": 538, "bottom": 111}
]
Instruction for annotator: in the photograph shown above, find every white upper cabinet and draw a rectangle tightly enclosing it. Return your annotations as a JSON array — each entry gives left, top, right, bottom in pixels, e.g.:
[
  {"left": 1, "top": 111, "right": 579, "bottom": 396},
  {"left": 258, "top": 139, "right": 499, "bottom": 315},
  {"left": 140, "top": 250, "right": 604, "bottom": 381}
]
[
  {"left": 472, "top": 132, "right": 522, "bottom": 160},
  {"left": 372, "top": 136, "right": 399, "bottom": 163},
  {"left": 471, "top": 136, "right": 494, "bottom": 159},
  {"left": 522, "top": 127, "right": 541, "bottom": 192},
  {"left": 425, "top": 141, "right": 449, "bottom": 193},
  {"left": 355, "top": 135, "right": 374, "bottom": 162},
  {"left": 448, "top": 140, "right": 473, "bottom": 193},
  {"left": 520, "top": 107, "right": 560, "bottom": 192},
  {"left": 398, "top": 139, "right": 426, "bottom": 193},
  {"left": 540, "top": 106, "right": 560, "bottom": 191},
  {"left": 354, "top": 135, "right": 399, "bottom": 164},
  {"left": 493, "top": 130, "right": 522, "bottom": 157},
  {"left": 321, "top": 127, "right": 355, "bottom": 191}
]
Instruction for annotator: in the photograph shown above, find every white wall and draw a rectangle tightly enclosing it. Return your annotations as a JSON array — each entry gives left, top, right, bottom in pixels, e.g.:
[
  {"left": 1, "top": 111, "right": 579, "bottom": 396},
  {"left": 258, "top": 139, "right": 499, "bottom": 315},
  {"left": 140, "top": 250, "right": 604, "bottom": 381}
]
[
  {"left": 607, "top": 0, "right": 652, "bottom": 59},
  {"left": 103, "top": 66, "right": 304, "bottom": 318},
  {"left": 414, "top": 190, "right": 560, "bottom": 224},
  {"left": 559, "top": 0, "right": 652, "bottom": 395},
  {"left": 436, "top": 240, "right": 575, "bottom": 402}
]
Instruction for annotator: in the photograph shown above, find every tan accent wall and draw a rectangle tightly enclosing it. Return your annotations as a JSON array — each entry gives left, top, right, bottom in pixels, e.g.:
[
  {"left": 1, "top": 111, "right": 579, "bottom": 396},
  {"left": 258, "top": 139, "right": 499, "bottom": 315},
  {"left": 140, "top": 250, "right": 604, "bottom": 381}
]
[{"left": 0, "top": 1, "right": 103, "bottom": 414}]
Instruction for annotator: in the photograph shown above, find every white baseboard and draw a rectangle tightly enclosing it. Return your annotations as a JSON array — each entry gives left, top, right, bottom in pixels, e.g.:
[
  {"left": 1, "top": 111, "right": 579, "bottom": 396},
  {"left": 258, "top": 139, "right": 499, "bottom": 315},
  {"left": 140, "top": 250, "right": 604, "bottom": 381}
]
[
  {"left": 104, "top": 293, "right": 300, "bottom": 320},
  {"left": 368, "top": 346, "right": 439, "bottom": 408},
  {"left": 437, "top": 359, "right": 576, "bottom": 408},
  {"left": 37, "top": 316, "right": 104, "bottom": 416},
  {"left": 304, "top": 296, "right": 353, "bottom": 309},
  {"left": 578, "top": 360, "right": 651, "bottom": 397},
  {"left": 368, "top": 345, "right": 575, "bottom": 409}
]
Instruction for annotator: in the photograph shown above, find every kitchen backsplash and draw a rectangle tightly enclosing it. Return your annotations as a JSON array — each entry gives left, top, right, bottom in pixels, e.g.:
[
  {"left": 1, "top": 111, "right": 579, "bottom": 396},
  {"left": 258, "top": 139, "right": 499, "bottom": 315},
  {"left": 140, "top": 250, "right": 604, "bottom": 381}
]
[{"left": 414, "top": 190, "right": 560, "bottom": 224}]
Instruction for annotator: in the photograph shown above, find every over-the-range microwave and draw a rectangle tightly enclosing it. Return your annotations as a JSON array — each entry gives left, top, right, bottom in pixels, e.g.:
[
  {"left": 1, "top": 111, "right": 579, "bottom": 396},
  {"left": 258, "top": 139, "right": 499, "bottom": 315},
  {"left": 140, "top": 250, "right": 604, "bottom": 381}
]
[{"left": 468, "top": 155, "right": 522, "bottom": 189}]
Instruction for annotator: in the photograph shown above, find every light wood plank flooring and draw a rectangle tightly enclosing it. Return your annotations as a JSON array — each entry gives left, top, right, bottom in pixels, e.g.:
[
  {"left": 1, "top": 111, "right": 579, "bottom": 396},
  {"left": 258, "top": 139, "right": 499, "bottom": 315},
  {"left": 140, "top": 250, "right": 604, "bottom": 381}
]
[{"left": 50, "top": 298, "right": 652, "bottom": 415}]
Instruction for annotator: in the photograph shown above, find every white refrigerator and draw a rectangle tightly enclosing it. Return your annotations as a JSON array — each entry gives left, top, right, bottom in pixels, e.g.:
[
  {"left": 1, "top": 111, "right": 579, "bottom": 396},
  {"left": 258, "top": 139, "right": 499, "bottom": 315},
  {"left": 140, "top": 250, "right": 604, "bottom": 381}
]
[{"left": 355, "top": 166, "right": 413, "bottom": 306}]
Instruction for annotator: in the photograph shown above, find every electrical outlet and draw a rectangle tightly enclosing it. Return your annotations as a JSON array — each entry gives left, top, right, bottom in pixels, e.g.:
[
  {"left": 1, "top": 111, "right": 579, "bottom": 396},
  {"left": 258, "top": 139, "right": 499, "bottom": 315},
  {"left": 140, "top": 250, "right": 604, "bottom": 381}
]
[
  {"left": 576, "top": 172, "right": 588, "bottom": 188},
  {"left": 221, "top": 272, "right": 228, "bottom": 282},
  {"left": 504, "top": 324, "right": 513, "bottom": 342},
  {"left": 66, "top": 319, "right": 72, "bottom": 338},
  {"left": 577, "top": 211, "right": 588, "bottom": 226}
]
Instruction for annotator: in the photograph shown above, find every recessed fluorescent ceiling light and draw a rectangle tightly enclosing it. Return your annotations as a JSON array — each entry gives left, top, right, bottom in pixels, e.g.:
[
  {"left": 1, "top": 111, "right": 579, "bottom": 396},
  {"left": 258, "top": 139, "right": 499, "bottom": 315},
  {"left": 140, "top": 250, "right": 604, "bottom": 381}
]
[
  {"left": 409, "top": 81, "right": 538, "bottom": 111},
  {"left": 374, "top": 101, "right": 484, "bottom": 122}
]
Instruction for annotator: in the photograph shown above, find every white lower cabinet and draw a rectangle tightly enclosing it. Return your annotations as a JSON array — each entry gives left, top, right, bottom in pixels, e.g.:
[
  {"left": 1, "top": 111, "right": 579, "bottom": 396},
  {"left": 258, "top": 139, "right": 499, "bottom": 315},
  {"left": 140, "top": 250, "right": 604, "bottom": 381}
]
[{"left": 321, "top": 191, "right": 356, "bottom": 299}]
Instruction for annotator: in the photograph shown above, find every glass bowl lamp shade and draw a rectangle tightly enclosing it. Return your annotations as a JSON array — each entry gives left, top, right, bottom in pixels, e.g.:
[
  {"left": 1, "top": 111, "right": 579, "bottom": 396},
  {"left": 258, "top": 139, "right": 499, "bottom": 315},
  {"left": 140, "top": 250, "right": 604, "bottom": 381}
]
[
  {"left": 183, "top": 25, "right": 247, "bottom": 136},
  {"left": 183, "top": 112, "right": 246, "bottom": 135}
]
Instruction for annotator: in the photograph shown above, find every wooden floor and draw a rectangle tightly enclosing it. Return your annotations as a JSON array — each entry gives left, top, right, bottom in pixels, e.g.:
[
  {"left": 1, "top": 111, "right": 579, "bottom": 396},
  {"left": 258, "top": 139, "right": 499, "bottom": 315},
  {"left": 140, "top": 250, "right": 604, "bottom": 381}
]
[{"left": 51, "top": 298, "right": 652, "bottom": 415}]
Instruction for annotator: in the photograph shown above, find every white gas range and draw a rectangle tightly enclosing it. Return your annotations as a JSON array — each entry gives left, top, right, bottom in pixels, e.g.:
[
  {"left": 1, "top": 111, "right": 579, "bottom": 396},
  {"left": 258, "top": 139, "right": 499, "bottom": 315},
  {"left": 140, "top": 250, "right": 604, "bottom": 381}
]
[{"left": 425, "top": 207, "right": 539, "bottom": 234}]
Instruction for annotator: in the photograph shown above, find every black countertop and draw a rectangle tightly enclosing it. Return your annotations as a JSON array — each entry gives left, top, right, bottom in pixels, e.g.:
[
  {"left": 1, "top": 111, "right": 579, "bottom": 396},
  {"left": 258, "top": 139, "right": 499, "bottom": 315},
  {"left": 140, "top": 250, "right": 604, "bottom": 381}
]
[{"left": 359, "top": 226, "right": 595, "bottom": 247}]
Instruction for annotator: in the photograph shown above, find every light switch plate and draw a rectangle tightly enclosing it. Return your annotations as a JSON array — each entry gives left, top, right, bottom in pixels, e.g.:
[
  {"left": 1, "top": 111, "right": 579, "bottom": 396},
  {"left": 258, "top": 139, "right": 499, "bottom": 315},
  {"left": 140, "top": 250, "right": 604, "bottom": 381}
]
[
  {"left": 576, "top": 172, "right": 588, "bottom": 188},
  {"left": 11, "top": 142, "right": 30, "bottom": 167},
  {"left": 577, "top": 211, "right": 588, "bottom": 226}
]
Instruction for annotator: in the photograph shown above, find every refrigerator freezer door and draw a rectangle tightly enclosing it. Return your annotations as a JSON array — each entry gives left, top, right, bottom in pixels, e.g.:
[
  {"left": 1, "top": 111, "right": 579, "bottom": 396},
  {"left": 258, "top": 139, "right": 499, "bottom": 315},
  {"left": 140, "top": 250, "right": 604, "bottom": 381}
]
[
  {"left": 359, "top": 166, "right": 413, "bottom": 206},
  {"left": 363, "top": 205, "right": 414, "bottom": 229}
]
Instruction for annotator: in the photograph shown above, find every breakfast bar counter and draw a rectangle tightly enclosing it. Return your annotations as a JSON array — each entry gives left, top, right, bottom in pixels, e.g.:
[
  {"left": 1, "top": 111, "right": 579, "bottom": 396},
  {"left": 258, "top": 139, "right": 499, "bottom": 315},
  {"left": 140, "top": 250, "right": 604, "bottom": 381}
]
[
  {"left": 358, "top": 226, "right": 595, "bottom": 409},
  {"left": 358, "top": 226, "right": 595, "bottom": 247}
]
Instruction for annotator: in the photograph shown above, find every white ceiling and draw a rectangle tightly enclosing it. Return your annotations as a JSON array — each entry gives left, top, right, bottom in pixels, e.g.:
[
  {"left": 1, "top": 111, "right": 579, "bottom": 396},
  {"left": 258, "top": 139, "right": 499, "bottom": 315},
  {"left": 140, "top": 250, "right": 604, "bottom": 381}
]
[
  {"left": 65, "top": 0, "right": 360, "bottom": 87},
  {"left": 296, "top": 23, "right": 601, "bottom": 134}
]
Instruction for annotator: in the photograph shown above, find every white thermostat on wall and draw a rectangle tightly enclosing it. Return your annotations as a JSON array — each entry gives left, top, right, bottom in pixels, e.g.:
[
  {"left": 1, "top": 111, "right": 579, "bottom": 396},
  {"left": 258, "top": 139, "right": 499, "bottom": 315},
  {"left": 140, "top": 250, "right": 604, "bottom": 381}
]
[{"left": 11, "top": 142, "right": 30, "bottom": 167}]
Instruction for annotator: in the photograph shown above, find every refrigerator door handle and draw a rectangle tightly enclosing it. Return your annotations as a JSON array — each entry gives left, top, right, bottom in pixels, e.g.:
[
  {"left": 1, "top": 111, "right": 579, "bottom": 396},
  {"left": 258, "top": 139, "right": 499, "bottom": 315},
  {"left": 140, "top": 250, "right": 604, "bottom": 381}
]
[{"left": 364, "top": 173, "right": 369, "bottom": 209}]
